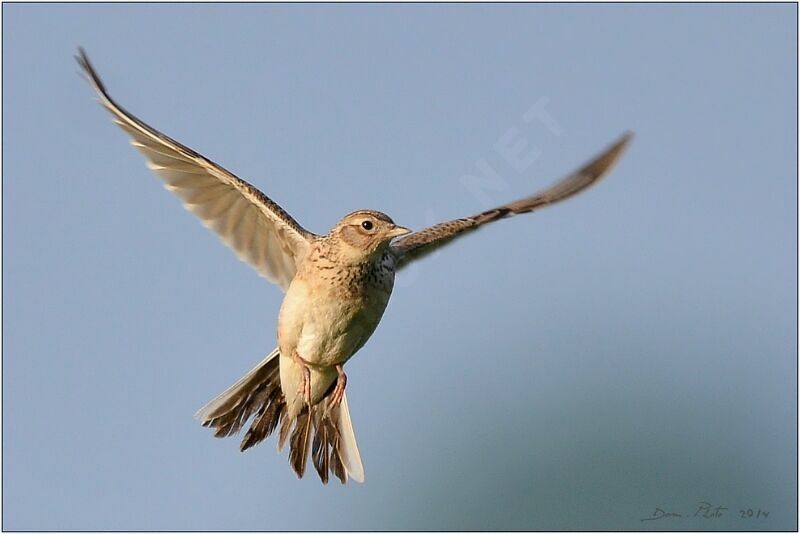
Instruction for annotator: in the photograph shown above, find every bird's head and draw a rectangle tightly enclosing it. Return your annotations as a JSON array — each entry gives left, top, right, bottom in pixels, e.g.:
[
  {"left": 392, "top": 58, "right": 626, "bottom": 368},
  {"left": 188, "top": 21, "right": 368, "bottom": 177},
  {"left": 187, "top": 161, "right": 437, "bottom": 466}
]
[{"left": 330, "top": 210, "right": 411, "bottom": 261}]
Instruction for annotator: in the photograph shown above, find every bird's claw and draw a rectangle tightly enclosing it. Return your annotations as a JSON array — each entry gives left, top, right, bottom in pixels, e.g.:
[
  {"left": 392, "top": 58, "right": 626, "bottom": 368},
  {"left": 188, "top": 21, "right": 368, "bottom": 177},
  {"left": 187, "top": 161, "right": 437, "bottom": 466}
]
[
  {"left": 297, "top": 367, "right": 312, "bottom": 406},
  {"left": 327, "top": 365, "right": 347, "bottom": 409},
  {"left": 292, "top": 351, "right": 313, "bottom": 406}
]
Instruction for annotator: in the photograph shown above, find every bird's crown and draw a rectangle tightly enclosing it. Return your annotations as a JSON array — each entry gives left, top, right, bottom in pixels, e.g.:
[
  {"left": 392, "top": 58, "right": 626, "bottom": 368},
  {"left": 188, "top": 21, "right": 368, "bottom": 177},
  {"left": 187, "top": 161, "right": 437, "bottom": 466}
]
[{"left": 337, "top": 209, "right": 396, "bottom": 227}]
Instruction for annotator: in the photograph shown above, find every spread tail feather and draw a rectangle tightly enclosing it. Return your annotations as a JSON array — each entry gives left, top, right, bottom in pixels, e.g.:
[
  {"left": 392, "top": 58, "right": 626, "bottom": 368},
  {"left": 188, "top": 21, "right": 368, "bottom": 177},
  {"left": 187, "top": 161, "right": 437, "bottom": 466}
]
[
  {"left": 196, "top": 349, "right": 364, "bottom": 483},
  {"left": 337, "top": 393, "right": 365, "bottom": 482},
  {"left": 284, "top": 392, "right": 364, "bottom": 484},
  {"left": 194, "top": 348, "right": 283, "bottom": 440}
]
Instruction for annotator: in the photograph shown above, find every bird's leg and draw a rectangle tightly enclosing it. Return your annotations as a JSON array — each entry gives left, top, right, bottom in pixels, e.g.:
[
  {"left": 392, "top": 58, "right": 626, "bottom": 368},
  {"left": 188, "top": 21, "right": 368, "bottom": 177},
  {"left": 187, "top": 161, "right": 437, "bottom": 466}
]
[
  {"left": 292, "top": 350, "right": 312, "bottom": 407},
  {"left": 327, "top": 364, "right": 347, "bottom": 408}
]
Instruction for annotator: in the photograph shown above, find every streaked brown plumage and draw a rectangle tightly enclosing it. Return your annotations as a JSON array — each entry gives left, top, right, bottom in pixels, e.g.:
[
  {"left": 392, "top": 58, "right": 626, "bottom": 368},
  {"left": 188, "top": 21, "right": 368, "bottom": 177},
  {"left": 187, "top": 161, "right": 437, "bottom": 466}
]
[{"left": 77, "top": 48, "right": 633, "bottom": 484}]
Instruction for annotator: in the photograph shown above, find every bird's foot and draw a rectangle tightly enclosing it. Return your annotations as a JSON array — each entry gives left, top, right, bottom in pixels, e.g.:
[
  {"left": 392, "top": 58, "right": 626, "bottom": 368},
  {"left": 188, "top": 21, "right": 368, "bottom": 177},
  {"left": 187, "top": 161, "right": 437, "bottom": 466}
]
[
  {"left": 327, "top": 364, "right": 347, "bottom": 409},
  {"left": 292, "top": 350, "right": 312, "bottom": 406}
]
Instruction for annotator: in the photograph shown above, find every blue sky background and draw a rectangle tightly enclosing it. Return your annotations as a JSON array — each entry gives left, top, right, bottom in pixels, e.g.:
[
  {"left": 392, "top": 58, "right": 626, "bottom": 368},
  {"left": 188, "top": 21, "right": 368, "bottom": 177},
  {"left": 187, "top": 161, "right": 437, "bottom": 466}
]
[{"left": 3, "top": 3, "right": 796, "bottom": 531}]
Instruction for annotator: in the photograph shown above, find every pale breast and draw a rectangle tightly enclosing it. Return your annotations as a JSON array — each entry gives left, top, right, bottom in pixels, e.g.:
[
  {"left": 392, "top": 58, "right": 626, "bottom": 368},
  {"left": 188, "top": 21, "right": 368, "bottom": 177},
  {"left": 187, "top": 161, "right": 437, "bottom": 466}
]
[{"left": 277, "top": 250, "right": 396, "bottom": 369}]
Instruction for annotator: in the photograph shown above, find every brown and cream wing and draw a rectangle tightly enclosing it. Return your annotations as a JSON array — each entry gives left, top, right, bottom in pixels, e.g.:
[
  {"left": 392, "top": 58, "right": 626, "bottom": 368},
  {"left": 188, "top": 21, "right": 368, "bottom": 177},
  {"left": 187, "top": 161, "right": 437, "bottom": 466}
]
[
  {"left": 390, "top": 132, "right": 633, "bottom": 269},
  {"left": 77, "top": 49, "right": 317, "bottom": 290}
]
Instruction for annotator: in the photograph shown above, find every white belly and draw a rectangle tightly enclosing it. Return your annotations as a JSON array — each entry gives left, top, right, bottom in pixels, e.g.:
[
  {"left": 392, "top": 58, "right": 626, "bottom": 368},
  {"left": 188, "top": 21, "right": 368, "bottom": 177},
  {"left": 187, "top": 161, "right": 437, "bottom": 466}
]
[{"left": 276, "top": 267, "right": 394, "bottom": 411}]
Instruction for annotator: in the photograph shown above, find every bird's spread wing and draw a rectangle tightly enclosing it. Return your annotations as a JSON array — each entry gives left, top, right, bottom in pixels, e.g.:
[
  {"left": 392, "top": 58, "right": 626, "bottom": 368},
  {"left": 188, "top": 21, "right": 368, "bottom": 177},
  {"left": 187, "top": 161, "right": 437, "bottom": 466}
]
[
  {"left": 390, "top": 132, "right": 633, "bottom": 269},
  {"left": 77, "top": 49, "right": 317, "bottom": 290}
]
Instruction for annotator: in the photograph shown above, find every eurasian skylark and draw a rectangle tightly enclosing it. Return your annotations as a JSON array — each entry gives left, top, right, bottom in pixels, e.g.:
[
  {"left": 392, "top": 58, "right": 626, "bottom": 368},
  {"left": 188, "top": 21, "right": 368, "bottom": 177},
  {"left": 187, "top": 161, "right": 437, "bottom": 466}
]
[{"left": 78, "top": 49, "right": 632, "bottom": 484}]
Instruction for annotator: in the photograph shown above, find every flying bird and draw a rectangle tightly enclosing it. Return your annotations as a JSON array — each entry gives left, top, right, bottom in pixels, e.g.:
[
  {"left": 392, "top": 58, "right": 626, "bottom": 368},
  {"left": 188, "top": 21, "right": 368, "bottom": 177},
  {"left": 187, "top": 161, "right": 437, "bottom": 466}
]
[{"left": 77, "top": 48, "right": 632, "bottom": 484}]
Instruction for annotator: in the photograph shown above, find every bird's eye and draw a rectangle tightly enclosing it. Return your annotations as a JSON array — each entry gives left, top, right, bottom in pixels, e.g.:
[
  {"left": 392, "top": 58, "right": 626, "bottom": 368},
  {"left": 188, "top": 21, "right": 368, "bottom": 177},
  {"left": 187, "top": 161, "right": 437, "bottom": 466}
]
[{"left": 361, "top": 220, "right": 374, "bottom": 231}]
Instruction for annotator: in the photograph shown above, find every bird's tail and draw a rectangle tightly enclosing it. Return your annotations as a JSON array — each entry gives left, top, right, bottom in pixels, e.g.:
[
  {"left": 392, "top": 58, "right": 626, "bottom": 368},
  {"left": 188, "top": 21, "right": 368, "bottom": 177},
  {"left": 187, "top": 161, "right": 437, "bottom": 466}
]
[
  {"left": 280, "top": 388, "right": 365, "bottom": 484},
  {"left": 194, "top": 348, "right": 364, "bottom": 484}
]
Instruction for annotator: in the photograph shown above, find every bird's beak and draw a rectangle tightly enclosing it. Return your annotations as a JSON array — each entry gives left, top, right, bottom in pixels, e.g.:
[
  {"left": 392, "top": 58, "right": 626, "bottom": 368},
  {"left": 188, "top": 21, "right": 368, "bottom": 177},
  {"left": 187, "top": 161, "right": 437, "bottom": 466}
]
[{"left": 387, "top": 225, "right": 412, "bottom": 238}]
